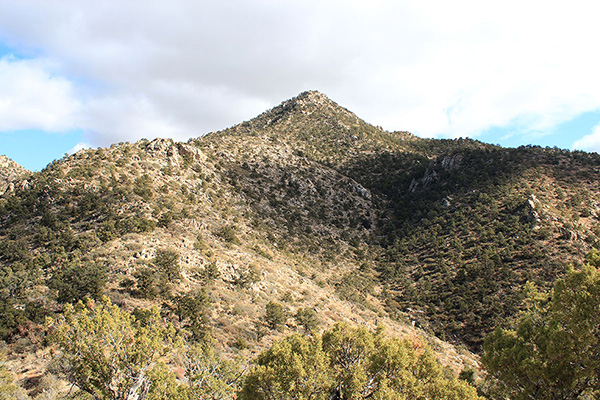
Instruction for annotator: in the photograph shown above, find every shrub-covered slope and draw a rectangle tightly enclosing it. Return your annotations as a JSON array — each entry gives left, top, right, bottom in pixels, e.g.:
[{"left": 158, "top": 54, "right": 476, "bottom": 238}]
[
  {"left": 1, "top": 91, "right": 599, "bottom": 395},
  {"left": 207, "top": 90, "right": 600, "bottom": 348}
]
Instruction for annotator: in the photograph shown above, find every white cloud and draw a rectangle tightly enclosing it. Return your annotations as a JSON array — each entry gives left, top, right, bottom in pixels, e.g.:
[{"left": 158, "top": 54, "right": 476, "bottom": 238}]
[
  {"left": 573, "top": 125, "right": 600, "bottom": 153},
  {"left": 67, "top": 142, "right": 92, "bottom": 155},
  {"left": 0, "top": 0, "right": 600, "bottom": 145},
  {"left": 0, "top": 56, "right": 80, "bottom": 132}
]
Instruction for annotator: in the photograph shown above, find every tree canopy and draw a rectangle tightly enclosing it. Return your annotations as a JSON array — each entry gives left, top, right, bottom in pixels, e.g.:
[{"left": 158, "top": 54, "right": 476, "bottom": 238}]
[
  {"left": 48, "top": 297, "right": 243, "bottom": 400},
  {"left": 482, "top": 256, "right": 600, "bottom": 399},
  {"left": 49, "top": 297, "right": 177, "bottom": 400},
  {"left": 239, "top": 323, "right": 481, "bottom": 400}
]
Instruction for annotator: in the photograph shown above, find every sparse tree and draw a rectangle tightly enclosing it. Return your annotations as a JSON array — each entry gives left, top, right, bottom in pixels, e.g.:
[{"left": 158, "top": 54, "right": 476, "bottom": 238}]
[
  {"left": 134, "top": 249, "right": 181, "bottom": 299},
  {"left": 153, "top": 249, "right": 181, "bottom": 283},
  {"left": 264, "top": 301, "right": 288, "bottom": 331},
  {"left": 295, "top": 307, "right": 319, "bottom": 333},
  {"left": 171, "top": 289, "right": 211, "bottom": 341},
  {"left": 49, "top": 260, "right": 107, "bottom": 303},
  {"left": 234, "top": 265, "right": 260, "bottom": 288}
]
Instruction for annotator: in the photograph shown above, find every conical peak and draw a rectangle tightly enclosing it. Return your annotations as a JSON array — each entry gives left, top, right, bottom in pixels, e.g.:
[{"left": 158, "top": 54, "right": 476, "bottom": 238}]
[
  {"left": 287, "top": 90, "right": 339, "bottom": 110},
  {"left": 276, "top": 90, "right": 356, "bottom": 119},
  {"left": 217, "top": 90, "right": 366, "bottom": 139},
  {"left": 294, "top": 90, "right": 330, "bottom": 103}
]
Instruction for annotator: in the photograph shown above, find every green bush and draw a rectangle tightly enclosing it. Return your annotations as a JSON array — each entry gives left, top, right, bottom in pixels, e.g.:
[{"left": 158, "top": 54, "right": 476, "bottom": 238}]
[
  {"left": 234, "top": 265, "right": 260, "bottom": 288},
  {"left": 133, "top": 267, "right": 161, "bottom": 299},
  {"left": 134, "top": 249, "right": 181, "bottom": 299},
  {"left": 295, "top": 307, "right": 319, "bottom": 333},
  {"left": 153, "top": 248, "right": 181, "bottom": 283},
  {"left": 171, "top": 290, "right": 210, "bottom": 341},
  {"left": 48, "top": 260, "right": 107, "bottom": 304},
  {"left": 49, "top": 298, "right": 177, "bottom": 400},
  {"left": 215, "top": 225, "right": 240, "bottom": 245},
  {"left": 482, "top": 262, "right": 600, "bottom": 399},
  {"left": 201, "top": 262, "right": 220, "bottom": 283},
  {"left": 264, "top": 301, "right": 288, "bottom": 331},
  {"left": 239, "top": 323, "right": 482, "bottom": 399},
  {"left": 133, "top": 174, "right": 154, "bottom": 200},
  {"left": 0, "top": 361, "right": 29, "bottom": 400}
]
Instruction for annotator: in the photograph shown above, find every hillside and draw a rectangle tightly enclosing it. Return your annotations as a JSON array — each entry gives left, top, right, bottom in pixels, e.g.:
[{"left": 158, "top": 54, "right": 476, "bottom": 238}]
[
  {"left": 205, "top": 91, "right": 600, "bottom": 348},
  {"left": 1, "top": 91, "right": 599, "bottom": 396}
]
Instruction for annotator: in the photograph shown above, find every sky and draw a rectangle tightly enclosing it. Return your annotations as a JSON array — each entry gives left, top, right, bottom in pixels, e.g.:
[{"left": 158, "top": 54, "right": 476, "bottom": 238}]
[{"left": 1, "top": 1, "right": 600, "bottom": 171}]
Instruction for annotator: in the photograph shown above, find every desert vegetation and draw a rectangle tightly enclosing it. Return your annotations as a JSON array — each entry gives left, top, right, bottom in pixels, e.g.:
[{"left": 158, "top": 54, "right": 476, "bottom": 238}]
[{"left": 1, "top": 91, "right": 600, "bottom": 398}]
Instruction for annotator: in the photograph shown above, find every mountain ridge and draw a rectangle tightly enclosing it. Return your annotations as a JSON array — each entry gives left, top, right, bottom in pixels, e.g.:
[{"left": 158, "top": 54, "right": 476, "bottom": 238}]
[
  {"left": 1, "top": 91, "right": 600, "bottom": 396},
  {"left": 199, "top": 91, "right": 600, "bottom": 347}
]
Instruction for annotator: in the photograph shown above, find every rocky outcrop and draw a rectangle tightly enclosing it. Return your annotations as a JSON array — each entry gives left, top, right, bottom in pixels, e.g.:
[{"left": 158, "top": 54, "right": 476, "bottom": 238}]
[
  {"left": 0, "top": 155, "right": 30, "bottom": 195},
  {"left": 409, "top": 154, "right": 463, "bottom": 192},
  {"left": 525, "top": 194, "right": 541, "bottom": 225},
  {"left": 141, "top": 138, "right": 205, "bottom": 167}
]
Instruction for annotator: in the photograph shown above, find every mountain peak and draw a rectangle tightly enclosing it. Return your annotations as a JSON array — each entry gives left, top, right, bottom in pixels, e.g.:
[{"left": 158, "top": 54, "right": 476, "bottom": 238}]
[
  {"left": 292, "top": 90, "right": 331, "bottom": 103},
  {"left": 208, "top": 90, "right": 418, "bottom": 156},
  {"left": 0, "top": 155, "right": 28, "bottom": 174},
  {"left": 211, "top": 90, "right": 360, "bottom": 139},
  {"left": 242, "top": 90, "right": 359, "bottom": 131},
  {"left": 284, "top": 90, "right": 349, "bottom": 114}
]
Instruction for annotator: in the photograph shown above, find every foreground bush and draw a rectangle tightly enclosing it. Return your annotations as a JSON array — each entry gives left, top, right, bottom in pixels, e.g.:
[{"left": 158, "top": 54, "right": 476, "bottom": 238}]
[
  {"left": 49, "top": 298, "right": 177, "bottom": 400},
  {"left": 48, "top": 297, "right": 241, "bottom": 400},
  {"left": 483, "top": 258, "right": 600, "bottom": 399},
  {"left": 47, "top": 298, "right": 481, "bottom": 399},
  {"left": 239, "top": 323, "right": 481, "bottom": 400}
]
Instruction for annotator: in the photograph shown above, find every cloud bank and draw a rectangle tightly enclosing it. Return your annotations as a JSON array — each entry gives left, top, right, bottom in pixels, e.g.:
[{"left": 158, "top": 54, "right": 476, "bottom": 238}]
[
  {"left": 0, "top": 56, "right": 80, "bottom": 132},
  {"left": 0, "top": 0, "right": 599, "bottom": 149}
]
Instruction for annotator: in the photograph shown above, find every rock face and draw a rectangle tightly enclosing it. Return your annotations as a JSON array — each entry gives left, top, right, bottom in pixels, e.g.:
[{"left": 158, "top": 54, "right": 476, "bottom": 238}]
[
  {"left": 409, "top": 154, "right": 463, "bottom": 192},
  {"left": 0, "top": 155, "right": 29, "bottom": 195}
]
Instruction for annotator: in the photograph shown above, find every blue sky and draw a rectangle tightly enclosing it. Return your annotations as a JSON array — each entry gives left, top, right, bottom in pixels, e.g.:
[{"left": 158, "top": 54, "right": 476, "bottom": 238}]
[
  {"left": 479, "top": 110, "right": 600, "bottom": 151},
  {"left": 1, "top": 129, "right": 86, "bottom": 171},
  {"left": 1, "top": 1, "right": 600, "bottom": 172}
]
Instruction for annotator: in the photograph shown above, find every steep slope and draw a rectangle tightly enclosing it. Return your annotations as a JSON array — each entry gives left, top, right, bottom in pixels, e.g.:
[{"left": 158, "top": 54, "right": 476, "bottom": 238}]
[
  {"left": 370, "top": 145, "right": 600, "bottom": 347},
  {"left": 0, "top": 134, "right": 479, "bottom": 395},
  {"left": 206, "top": 91, "right": 600, "bottom": 349},
  {"left": 0, "top": 137, "right": 377, "bottom": 327}
]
